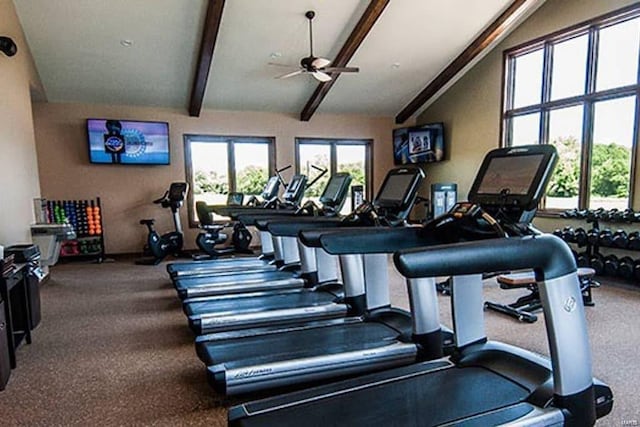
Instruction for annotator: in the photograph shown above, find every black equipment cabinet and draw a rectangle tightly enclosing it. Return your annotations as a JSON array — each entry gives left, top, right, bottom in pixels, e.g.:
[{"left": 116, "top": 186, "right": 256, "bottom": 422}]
[
  {"left": 0, "top": 261, "right": 32, "bottom": 370},
  {"left": 6, "top": 245, "right": 42, "bottom": 330},
  {"left": 0, "top": 299, "right": 10, "bottom": 390}
]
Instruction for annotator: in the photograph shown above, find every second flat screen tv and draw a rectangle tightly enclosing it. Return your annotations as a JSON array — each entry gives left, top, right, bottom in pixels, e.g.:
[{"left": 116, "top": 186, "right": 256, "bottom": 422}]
[
  {"left": 87, "top": 119, "right": 170, "bottom": 165},
  {"left": 393, "top": 123, "right": 444, "bottom": 165}
]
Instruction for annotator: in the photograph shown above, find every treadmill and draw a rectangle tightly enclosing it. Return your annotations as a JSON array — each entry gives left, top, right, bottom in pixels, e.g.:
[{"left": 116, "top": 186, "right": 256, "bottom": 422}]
[
  {"left": 228, "top": 235, "right": 613, "bottom": 426},
  {"left": 195, "top": 146, "right": 560, "bottom": 396},
  {"left": 165, "top": 172, "right": 308, "bottom": 280},
  {"left": 183, "top": 169, "right": 421, "bottom": 335},
  {"left": 173, "top": 173, "right": 351, "bottom": 300}
]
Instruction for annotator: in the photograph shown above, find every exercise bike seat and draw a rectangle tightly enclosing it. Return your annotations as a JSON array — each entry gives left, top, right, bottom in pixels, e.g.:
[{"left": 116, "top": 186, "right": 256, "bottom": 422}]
[{"left": 140, "top": 219, "right": 155, "bottom": 226}]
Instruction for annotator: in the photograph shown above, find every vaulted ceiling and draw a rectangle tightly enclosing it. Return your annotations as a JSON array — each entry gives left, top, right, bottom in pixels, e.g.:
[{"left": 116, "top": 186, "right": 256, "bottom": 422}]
[{"left": 13, "top": 0, "right": 544, "bottom": 123}]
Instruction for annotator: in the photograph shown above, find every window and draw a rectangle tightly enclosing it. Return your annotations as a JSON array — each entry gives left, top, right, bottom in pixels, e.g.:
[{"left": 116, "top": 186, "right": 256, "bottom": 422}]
[
  {"left": 502, "top": 5, "right": 640, "bottom": 211},
  {"left": 296, "top": 138, "right": 372, "bottom": 213},
  {"left": 184, "top": 135, "right": 275, "bottom": 225}
]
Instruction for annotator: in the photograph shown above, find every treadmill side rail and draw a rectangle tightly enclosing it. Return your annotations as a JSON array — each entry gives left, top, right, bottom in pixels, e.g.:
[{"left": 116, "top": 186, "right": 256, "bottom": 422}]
[
  {"left": 196, "top": 303, "right": 348, "bottom": 334},
  {"left": 213, "top": 341, "right": 418, "bottom": 395}
]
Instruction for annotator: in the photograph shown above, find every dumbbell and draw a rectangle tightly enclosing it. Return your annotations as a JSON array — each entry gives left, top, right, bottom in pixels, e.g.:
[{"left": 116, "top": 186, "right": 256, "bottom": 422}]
[
  {"left": 605, "top": 208, "right": 619, "bottom": 222},
  {"left": 576, "top": 251, "right": 590, "bottom": 268},
  {"left": 598, "top": 229, "right": 614, "bottom": 247},
  {"left": 574, "top": 228, "right": 588, "bottom": 246},
  {"left": 589, "top": 253, "right": 605, "bottom": 275},
  {"left": 587, "top": 208, "right": 607, "bottom": 221},
  {"left": 618, "top": 256, "right": 635, "bottom": 279},
  {"left": 619, "top": 209, "right": 636, "bottom": 223},
  {"left": 603, "top": 254, "right": 620, "bottom": 276},
  {"left": 587, "top": 228, "right": 601, "bottom": 246},
  {"left": 561, "top": 209, "right": 579, "bottom": 218},
  {"left": 633, "top": 259, "right": 640, "bottom": 281},
  {"left": 628, "top": 231, "right": 640, "bottom": 250},
  {"left": 561, "top": 227, "right": 575, "bottom": 243},
  {"left": 612, "top": 230, "right": 629, "bottom": 248}
]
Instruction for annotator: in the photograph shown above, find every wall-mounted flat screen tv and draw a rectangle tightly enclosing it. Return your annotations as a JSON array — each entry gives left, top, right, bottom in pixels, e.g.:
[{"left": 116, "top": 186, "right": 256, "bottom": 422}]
[
  {"left": 87, "top": 119, "right": 170, "bottom": 165},
  {"left": 393, "top": 122, "right": 444, "bottom": 165}
]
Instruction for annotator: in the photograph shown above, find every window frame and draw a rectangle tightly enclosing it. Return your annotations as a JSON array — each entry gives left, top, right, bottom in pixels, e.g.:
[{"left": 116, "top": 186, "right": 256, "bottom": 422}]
[
  {"left": 183, "top": 134, "right": 276, "bottom": 228},
  {"left": 294, "top": 137, "right": 373, "bottom": 201},
  {"left": 500, "top": 4, "right": 640, "bottom": 212}
]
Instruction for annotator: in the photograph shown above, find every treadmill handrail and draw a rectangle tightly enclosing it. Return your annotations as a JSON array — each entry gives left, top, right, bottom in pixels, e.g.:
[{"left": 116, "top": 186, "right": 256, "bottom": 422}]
[{"left": 394, "top": 234, "right": 574, "bottom": 281}]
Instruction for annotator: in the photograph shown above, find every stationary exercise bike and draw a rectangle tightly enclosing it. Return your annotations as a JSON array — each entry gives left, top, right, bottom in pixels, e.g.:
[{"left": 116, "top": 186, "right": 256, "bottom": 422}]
[{"left": 136, "top": 182, "right": 189, "bottom": 265}]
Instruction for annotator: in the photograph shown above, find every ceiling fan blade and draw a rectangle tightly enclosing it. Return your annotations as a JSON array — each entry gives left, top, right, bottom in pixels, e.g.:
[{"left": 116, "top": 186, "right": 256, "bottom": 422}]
[
  {"left": 276, "top": 69, "right": 305, "bottom": 79},
  {"left": 268, "top": 62, "right": 298, "bottom": 68},
  {"left": 322, "top": 66, "right": 360, "bottom": 73},
  {"left": 312, "top": 57, "right": 332, "bottom": 69},
  {"left": 311, "top": 71, "right": 332, "bottom": 82}
]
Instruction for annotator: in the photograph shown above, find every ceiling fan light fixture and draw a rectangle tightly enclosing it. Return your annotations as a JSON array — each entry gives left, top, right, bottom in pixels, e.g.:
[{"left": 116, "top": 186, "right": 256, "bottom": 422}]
[
  {"left": 311, "top": 71, "right": 332, "bottom": 82},
  {"left": 311, "top": 57, "right": 331, "bottom": 69}
]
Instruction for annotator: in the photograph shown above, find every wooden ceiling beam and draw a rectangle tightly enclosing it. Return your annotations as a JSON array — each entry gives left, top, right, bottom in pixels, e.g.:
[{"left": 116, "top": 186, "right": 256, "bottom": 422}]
[
  {"left": 189, "top": 0, "right": 225, "bottom": 117},
  {"left": 300, "top": 0, "right": 390, "bottom": 122},
  {"left": 395, "top": 0, "right": 534, "bottom": 124}
]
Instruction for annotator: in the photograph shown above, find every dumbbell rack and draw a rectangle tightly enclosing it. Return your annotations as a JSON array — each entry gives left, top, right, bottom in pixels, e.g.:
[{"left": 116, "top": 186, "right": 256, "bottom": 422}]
[
  {"left": 556, "top": 211, "right": 640, "bottom": 286},
  {"left": 47, "top": 198, "right": 105, "bottom": 263}
]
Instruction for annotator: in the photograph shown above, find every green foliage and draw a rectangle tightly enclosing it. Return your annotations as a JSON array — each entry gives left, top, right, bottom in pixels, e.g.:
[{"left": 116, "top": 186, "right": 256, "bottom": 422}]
[
  {"left": 193, "top": 170, "right": 228, "bottom": 195},
  {"left": 591, "top": 143, "right": 630, "bottom": 198},
  {"left": 338, "top": 162, "right": 365, "bottom": 187},
  {"left": 548, "top": 137, "right": 580, "bottom": 197},
  {"left": 547, "top": 137, "right": 630, "bottom": 199},
  {"left": 236, "top": 165, "right": 268, "bottom": 195}
]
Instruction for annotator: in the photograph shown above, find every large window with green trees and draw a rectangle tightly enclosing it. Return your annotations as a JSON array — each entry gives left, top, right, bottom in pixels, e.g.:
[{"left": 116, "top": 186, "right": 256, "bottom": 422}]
[
  {"left": 184, "top": 134, "right": 274, "bottom": 225},
  {"left": 296, "top": 138, "right": 372, "bottom": 213},
  {"left": 502, "top": 5, "right": 640, "bottom": 211}
]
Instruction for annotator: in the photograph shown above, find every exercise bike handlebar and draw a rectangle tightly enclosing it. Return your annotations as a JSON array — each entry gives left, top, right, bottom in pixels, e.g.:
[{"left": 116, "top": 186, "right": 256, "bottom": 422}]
[{"left": 153, "top": 190, "right": 170, "bottom": 204}]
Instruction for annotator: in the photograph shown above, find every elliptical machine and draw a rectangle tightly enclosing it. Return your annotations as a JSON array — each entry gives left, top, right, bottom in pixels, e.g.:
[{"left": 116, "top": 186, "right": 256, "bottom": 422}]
[{"left": 137, "top": 182, "right": 189, "bottom": 265}]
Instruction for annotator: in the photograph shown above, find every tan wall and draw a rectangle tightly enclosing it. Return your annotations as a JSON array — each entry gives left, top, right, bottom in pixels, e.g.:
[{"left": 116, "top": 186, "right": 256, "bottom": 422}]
[
  {"left": 416, "top": 0, "right": 638, "bottom": 230},
  {"left": 32, "top": 103, "right": 395, "bottom": 254},
  {"left": 0, "top": 0, "right": 44, "bottom": 246}
]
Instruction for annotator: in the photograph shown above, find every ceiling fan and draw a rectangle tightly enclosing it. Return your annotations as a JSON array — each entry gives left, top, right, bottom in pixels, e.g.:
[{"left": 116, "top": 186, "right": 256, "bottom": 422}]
[{"left": 271, "top": 11, "right": 359, "bottom": 82}]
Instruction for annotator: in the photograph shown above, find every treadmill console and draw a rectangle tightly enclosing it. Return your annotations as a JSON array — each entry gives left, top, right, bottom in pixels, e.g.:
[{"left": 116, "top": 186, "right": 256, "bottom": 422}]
[
  {"left": 318, "top": 173, "right": 353, "bottom": 213},
  {"left": 373, "top": 167, "right": 425, "bottom": 220},
  {"left": 424, "top": 144, "right": 558, "bottom": 241},
  {"left": 261, "top": 176, "right": 280, "bottom": 200},
  {"left": 282, "top": 175, "right": 308, "bottom": 205},
  {"left": 468, "top": 144, "right": 557, "bottom": 225}
]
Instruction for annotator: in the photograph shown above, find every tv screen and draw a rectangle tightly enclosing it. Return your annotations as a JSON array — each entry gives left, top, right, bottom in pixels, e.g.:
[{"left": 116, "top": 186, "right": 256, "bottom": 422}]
[
  {"left": 87, "top": 119, "right": 170, "bottom": 165},
  {"left": 393, "top": 123, "right": 444, "bottom": 165}
]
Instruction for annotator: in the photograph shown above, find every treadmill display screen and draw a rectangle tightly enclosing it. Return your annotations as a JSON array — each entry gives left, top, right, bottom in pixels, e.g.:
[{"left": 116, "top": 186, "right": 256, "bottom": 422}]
[
  {"left": 322, "top": 176, "right": 348, "bottom": 202},
  {"left": 476, "top": 154, "right": 544, "bottom": 196},
  {"left": 377, "top": 174, "right": 416, "bottom": 202}
]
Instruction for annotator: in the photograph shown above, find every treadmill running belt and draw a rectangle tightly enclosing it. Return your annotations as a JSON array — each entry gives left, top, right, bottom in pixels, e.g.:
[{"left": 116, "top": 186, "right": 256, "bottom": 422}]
[
  {"left": 175, "top": 270, "right": 293, "bottom": 290},
  {"left": 185, "top": 291, "right": 337, "bottom": 317},
  {"left": 230, "top": 365, "right": 530, "bottom": 427},
  {"left": 197, "top": 321, "right": 407, "bottom": 367}
]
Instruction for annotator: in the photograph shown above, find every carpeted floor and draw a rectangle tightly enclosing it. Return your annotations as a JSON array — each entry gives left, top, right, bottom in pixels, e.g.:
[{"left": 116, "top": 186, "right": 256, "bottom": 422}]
[{"left": 0, "top": 256, "right": 638, "bottom": 426}]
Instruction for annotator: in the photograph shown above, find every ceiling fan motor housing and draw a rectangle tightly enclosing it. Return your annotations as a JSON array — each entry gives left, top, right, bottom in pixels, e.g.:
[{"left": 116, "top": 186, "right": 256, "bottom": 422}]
[{"left": 300, "top": 56, "right": 317, "bottom": 71}]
